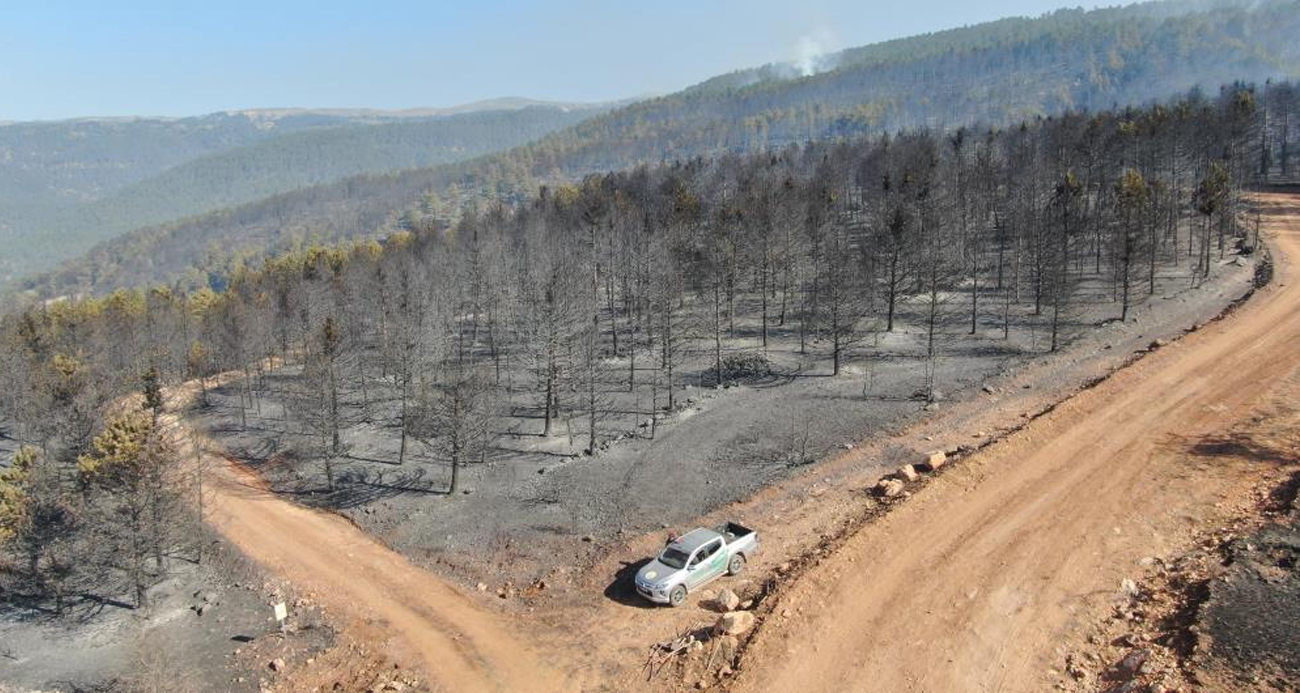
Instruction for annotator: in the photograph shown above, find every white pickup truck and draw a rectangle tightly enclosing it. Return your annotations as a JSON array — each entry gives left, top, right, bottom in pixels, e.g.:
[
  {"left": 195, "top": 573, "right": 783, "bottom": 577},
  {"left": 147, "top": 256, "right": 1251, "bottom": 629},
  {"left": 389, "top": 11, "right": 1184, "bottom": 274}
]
[{"left": 634, "top": 522, "right": 759, "bottom": 607}]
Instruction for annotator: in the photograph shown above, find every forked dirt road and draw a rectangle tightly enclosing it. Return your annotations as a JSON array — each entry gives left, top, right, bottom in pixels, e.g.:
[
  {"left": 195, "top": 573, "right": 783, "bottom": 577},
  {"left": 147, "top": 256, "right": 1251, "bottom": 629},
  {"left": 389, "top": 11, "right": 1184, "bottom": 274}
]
[
  {"left": 192, "top": 192, "right": 1297, "bottom": 693},
  {"left": 202, "top": 454, "right": 564, "bottom": 692},
  {"left": 733, "top": 192, "right": 1300, "bottom": 692}
]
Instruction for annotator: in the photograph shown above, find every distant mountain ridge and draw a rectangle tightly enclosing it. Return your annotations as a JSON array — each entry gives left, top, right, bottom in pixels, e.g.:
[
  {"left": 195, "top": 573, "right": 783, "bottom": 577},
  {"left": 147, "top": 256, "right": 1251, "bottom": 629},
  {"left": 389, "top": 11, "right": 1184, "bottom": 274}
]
[
  {"left": 22, "top": 0, "right": 1300, "bottom": 300},
  {"left": 0, "top": 100, "right": 615, "bottom": 286},
  {"left": 2, "top": 97, "right": 615, "bottom": 127},
  {"left": 225, "top": 97, "right": 632, "bottom": 121}
]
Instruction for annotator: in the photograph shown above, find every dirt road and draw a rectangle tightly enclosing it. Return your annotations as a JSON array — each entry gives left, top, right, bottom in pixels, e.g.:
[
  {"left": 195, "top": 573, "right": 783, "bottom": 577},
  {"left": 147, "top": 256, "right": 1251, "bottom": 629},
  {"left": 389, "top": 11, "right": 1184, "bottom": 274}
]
[
  {"left": 734, "top": 192, "right": 1300, "bottom": 692},
  {"left": 202, "top": 455, "right": 562, "bottom": 692}
]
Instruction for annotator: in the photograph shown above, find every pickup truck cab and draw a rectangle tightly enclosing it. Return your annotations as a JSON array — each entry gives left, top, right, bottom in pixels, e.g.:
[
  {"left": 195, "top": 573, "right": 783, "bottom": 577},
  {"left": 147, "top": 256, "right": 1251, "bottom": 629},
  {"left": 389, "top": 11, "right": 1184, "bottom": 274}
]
[{"left": 635, "top": 522, "right": 758, "bottom": 607}]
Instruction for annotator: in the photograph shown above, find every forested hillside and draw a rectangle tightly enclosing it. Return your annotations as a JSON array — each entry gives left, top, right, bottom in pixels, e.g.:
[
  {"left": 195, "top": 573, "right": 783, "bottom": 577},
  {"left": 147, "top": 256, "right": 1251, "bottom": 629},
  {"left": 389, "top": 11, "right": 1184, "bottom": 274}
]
[
  {"left": 94, "top": 108, "right": 600, "bottom": 229},
  {"left": 0, "top": 112, "right": 337, "bottom": 203},
  {"left": 0, "top": 112, "right": 361, "bottom": 274},
  {"left": 25, "top": 0, "right": 1300, "bottom": 299},
  {"left": 0, "top": 80, "right": 1290, "bottom": 609},
  {"left": 0, "top": 103, "right": 606, "bottom": 287}
]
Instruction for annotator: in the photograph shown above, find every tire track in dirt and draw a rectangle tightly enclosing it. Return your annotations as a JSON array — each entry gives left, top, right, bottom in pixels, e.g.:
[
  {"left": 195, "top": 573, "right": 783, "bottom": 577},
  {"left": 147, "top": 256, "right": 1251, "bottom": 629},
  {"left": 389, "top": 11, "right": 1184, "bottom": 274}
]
[{"left": 732, "top": 192, "right": 1300, "bottom": 692}]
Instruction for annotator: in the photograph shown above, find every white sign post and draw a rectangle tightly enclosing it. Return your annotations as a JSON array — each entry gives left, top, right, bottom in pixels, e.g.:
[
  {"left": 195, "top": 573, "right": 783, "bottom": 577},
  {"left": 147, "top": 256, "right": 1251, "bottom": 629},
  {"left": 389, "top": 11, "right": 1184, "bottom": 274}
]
[{"left": 273, "top": 601, "right": 287, "bottom": 637}]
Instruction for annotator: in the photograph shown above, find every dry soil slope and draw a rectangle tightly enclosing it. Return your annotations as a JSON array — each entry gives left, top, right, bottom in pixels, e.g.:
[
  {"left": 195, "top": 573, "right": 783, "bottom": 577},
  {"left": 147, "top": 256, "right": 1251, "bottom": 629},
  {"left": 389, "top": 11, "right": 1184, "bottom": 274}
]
[{"left": 734, "top": 191, "right": 1300, "bottom": 692}]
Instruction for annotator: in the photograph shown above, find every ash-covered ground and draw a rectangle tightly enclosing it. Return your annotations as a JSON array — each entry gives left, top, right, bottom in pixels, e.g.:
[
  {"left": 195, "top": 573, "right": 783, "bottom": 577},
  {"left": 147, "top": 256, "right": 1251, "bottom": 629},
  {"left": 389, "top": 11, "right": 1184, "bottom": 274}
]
[
  {"left": 189, "top": 254, "right": 1258, "bottom": 586},
  {"left": 0, "top": 535, "right": 325, "bottom": 693},
  {"left": 1202, "top": 478, "right": 1300, "bottom": 688}
]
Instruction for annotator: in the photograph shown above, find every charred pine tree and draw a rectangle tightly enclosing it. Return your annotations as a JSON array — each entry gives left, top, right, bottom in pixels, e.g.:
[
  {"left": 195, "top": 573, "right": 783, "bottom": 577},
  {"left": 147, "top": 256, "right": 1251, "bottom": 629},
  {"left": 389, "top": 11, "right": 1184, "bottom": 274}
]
[
  {"left": 409, "top": 364, "right": 493, "bottom": 495},
  {"left": 288, "top": 316, "right": 349, "bottom": 491},
  {"left": 1115, "top": 168, "right": 1151, "bottom": 321},
  {"left": 1048, "top": 171, "right": 1083, "bottom": 352}
]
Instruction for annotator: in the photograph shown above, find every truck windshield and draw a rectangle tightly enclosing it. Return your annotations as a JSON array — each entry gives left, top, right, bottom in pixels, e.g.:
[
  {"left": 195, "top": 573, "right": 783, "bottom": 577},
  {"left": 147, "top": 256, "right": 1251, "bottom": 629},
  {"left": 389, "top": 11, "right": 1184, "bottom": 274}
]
[{"left": 659, "top": 547, "right": 691, "bottom": 569}]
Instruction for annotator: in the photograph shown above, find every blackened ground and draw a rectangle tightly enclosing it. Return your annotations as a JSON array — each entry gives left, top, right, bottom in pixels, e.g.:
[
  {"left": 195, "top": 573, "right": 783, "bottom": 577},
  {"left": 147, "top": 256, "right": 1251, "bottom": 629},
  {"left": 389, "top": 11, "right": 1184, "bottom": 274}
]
[
  {"left": 189, "top": 251, "right": 1258, "bottom": 589},
  {"left": 0, "top": 534, "right": 334, "bottom": 693},
  {"left": 1204, "top": 490, "right": 1300, "bottom": 683}
]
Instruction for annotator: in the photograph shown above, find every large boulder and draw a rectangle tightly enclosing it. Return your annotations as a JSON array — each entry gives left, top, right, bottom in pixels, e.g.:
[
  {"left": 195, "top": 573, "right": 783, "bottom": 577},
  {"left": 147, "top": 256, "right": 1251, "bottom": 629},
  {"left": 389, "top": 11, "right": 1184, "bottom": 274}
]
[
  {"left": 713, "top": 611, "right": 755, "bottom": 636},
  {"left": 715, "top": 588, "right": 741, "bottom": 612},
  {"left": 895, "top": 464, "right": 920, "bottom": 482},
  {"left": 919, "top": 450, "right": 946, "bottom": 472}
]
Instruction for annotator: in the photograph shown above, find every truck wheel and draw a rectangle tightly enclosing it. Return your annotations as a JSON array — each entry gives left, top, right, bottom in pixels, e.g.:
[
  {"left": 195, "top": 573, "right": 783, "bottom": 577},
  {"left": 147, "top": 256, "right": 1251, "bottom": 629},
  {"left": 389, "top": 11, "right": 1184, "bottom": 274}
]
[
  {"left": 668, "top": 585, "right": 687, "bottom": 608},
  {"left": 728, "top": 554, "right": 746, "bottom": 576}
]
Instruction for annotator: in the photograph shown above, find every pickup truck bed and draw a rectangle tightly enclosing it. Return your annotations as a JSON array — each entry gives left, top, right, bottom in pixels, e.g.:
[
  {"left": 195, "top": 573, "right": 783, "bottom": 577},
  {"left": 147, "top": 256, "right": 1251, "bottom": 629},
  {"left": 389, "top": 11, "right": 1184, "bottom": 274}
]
[{"left": 716, "top": 522, "right": 754, "bottom": 545}]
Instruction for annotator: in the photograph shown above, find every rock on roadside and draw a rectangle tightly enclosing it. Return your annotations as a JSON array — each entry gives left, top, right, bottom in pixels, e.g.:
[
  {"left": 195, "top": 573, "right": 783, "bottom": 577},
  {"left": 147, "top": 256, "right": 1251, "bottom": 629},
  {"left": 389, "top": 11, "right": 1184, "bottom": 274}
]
[
  {"left": 714, "top": 611, "right": 756, "bottom": 636},
  {"left": 875, "top": 478, "right": 905, "bottom": 497},
  {"left": 715, "top": 588, "right": 741, "bottom": 612},
  {"left": 919, "top": 450, "right": 946, "bottom": 472}
]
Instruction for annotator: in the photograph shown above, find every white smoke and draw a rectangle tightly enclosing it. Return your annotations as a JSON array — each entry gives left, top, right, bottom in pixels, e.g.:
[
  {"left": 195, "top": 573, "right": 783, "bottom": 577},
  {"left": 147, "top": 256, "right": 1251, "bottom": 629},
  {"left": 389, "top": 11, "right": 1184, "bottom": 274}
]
[
  {"left": 785, "top": 29, "right": 837, "bottom": 77},
  {"left": 790, "top": 34, "right": 821, "bottom": 76}
]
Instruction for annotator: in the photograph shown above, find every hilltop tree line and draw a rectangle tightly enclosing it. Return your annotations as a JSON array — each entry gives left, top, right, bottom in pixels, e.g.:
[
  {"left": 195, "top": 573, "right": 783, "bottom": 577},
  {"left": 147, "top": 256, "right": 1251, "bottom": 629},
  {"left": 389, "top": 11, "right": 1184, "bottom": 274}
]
[
  {"left": 26, "top": 0, "right": 1300, "bottom": 300},
  {"left": 1, "top": 81, "right": 1294, "bottom": 613}
]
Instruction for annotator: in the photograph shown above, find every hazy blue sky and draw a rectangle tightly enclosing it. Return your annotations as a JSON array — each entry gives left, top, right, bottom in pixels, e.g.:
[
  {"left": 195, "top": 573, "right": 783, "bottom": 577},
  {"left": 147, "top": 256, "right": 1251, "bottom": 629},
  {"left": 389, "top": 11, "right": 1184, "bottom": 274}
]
[{"left": 2, "top": 0, "right": 1096, "bottom": 121}]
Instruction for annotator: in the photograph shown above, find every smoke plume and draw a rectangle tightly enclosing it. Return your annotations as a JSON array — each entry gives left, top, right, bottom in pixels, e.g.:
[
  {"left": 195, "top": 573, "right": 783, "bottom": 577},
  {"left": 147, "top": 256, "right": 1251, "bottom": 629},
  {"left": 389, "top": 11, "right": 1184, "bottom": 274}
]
[{"left": 791, "top": 30, "right": 838, "bottom": 77}]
